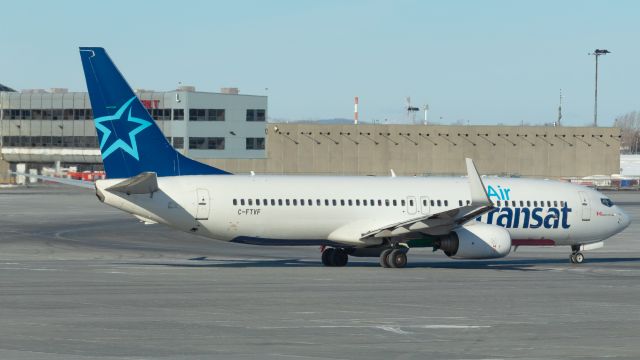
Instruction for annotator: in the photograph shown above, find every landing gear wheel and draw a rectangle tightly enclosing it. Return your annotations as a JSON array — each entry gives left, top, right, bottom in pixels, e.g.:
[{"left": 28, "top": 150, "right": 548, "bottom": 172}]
[
  {"left": 332, "top": 249, "right": 349, "bottom": 267},
  {"left": 569, "top": 252, "right": 584, "bottom": 264},
  {"left": 388, "top": 249, "right": 408, "bottom": 269},
  {"left": 574, "top": 252, "right": 584, "bottom": 264},
  {"left": 321, "top": 248, "right": 335, "bottom": 266},
  {"left": 379, "top": 249, "right": 392, "bottom": 268}
]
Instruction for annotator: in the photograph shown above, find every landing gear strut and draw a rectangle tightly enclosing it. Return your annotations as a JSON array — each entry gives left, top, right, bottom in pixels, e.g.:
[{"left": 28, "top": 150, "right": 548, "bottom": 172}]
[
  {"left": 321, "top": 248, "right": 348, "bottom": 267},
  {"left": 379, "top": 248, "right": 408, "bottom": 268},
  {"left": 569, "top": 245, "right": 585, "bottom": 264}
]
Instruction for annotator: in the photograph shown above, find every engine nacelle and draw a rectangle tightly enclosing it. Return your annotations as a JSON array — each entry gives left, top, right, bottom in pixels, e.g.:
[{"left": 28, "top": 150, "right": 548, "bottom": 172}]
[{"left": 437, "top": 223, "right": 511, "bottom": 259}]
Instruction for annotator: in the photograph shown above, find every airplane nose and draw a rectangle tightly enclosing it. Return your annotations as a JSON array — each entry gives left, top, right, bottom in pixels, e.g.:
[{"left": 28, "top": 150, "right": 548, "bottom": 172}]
[{"left": 618, "top": 209, "right": 631, "bottom": 230}]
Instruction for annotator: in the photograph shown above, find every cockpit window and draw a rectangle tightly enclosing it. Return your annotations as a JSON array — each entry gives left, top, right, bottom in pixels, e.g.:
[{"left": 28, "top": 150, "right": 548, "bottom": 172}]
[{"left": 601, "top": 198, "right": 614, "bottom": 207}]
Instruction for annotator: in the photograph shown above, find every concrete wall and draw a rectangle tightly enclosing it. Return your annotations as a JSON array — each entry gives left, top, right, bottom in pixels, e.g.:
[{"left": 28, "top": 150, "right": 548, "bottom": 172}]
[{"left": 201, "top": 123, "right": 621, "bottom": 178}]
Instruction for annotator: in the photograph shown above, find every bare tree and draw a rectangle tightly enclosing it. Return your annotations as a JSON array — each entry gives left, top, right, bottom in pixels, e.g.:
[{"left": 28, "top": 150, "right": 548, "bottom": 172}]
[{"left": 613, "top": 111, "right": 640, "bottom": 153}]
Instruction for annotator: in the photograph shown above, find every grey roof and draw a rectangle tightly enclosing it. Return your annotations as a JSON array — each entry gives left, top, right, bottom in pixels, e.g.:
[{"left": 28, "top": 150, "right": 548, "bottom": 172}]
[{"left": 0, "top": 83, "right": 15, "bottom": 92}]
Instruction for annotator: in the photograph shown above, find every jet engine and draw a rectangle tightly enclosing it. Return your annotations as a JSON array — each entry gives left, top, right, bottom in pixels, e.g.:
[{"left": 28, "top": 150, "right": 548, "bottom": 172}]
[{"left": 435, "top": 223, "right": 511, "bottom": 259}]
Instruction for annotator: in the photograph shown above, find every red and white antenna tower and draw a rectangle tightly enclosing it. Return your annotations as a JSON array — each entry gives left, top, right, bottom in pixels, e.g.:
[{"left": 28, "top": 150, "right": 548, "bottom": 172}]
[{"left": 354, "top": 96, "right": 359, "bottom": 125}]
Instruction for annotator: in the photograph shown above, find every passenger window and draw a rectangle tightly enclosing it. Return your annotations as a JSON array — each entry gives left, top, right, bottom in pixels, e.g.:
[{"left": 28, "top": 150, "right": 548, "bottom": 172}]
[
  {"left": 385, "top": 199, "right": 390, "bottom": 206},
  {"left": 348, "top": 200, "right": 353, "bottom": 206},
  {"left": 285, "top": 199, "right": 290, "bottom": 206},
  {"left": 430, "top": 200, "right": 435, "bottom": 206},
  {"left": 340, "top": 199, "right": 345, "bottom": 206},
  {"left": 423, "top": 199, "right": 427, "bottom": 206},
  {"left": 363, "top": 199, "right": 368, "bottom": 206},
  {"left": 561, "top": 201, "right": 565, "bottom": 207},
  {"left": 497, "top": 200, "right": 501, "bottom": 207},
  {"left": 378, "top": 200, "right": 382, "bottom": 206},
  {"left": 317, "top": 199, "right": 321, "bottom": 206},
  {"left": 332, "top": 199, "right": 337, "bottom": 206},
  {"left": 437, "top": 200, "right": 441, "bottom": 206},
  {"left": 554, "top": 201, "right": 558, "bottom": 207},
  {"left": 293, "top": 199, "right": 298, "bottom": 206},
  {"left": 527, "top": 201, "right": 531, "bottom": 207},
  {"left": 512, "top": 201, "right": 516, "bottom": 207},
  {"left": 547, "top": 201, "right": 551, "bottom": 207},
  {"left": 370, "top": 199, "right": 375, "bottom": 206},
  {"left": 248, "top": 199, "right": 253, "bottom": 206},
  {"left": 466, "top": 200, "right": 471, "bottom": 205},
  {"left": 271, "top": 199, "right": 276, "bottom": 206},
  {"left": 299, "top": 199, "right": 304, "bottom": 206},
  {"left": 308, "top": 199, "right": 312, "bottom": 206},
  {"left": 356, "top": 199, "right": 360, "bottom": 206},
  {"left": 459, "top": 200, "right": 463, "bottom": 206},
  {"left": 409, "top": 199, "right": 414, "bottom": 206},
  {"left": 402, "top": 199, "right": 406, "bottom": 206},
  {"left": 392, "top": 200, "right": 397, "bottom": 206},
  {"left": 325, "top": 199, "right": 329, "bottom": 206},
  {"left": 444, "top": 200, "right": 448, "bottom": 206},
  {"left": 520, "top": 200, "right": 524, "bottom": 207},
  {"left": 240, "top": 199, "right": 245, "bottom": 206},
  {"left": 233, "top": 199, "right": 237, "bottom": 205},
  {"left": 278, "top": 199, "right": 282, "bottom": 206},
  {"left": 533, "top": 201, "right": 537, "bottom": 207},
  {"left": 256, "top": 199, "right": 260, "bottom": 206}
]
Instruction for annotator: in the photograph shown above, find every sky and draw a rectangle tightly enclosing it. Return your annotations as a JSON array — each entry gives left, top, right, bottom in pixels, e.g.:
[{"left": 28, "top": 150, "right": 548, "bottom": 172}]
[{"left": 1, "top": 0, "right": 638, "bottom": 126}]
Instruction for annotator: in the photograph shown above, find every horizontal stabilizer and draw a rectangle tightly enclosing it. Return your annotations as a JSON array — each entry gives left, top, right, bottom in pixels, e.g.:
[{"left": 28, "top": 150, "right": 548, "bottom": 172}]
[
  {"left": 107, "top": 172, "right": 158, "bottom": 195},
  {"left": 11, "top": 172, "right": 95, "bottom": 189}
]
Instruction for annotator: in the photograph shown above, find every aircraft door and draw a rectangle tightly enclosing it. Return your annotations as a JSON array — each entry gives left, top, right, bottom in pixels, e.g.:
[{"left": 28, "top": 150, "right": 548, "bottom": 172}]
[
  {"left": 195, "top": 188, "right": 210, "bottom": 220},
  {"left": 420, "top": 196, "right": 430, "bottom": 215},
  {"left": 578, "top": 191, "right": 590, "bottom": 221}
]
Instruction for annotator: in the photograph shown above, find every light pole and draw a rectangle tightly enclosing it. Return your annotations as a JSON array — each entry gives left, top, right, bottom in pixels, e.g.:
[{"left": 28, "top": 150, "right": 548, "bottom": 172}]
[{"left": 589, "top": 49, "right": 610, "bottom": 127}]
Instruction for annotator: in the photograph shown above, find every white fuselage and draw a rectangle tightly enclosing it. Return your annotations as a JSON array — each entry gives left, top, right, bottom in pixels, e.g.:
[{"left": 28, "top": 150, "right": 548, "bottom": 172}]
[{"left": 95, "top": 175, "right": 630, "bottom": 248}]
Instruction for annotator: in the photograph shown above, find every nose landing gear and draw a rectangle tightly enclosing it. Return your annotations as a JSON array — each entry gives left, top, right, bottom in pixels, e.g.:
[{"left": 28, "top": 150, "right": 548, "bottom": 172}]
[
  {"left": 570, "top": 252, "right": 584, "bottom": 264},
  {"left": 569, "top": 245, "right": 584, "bottom": 264}
]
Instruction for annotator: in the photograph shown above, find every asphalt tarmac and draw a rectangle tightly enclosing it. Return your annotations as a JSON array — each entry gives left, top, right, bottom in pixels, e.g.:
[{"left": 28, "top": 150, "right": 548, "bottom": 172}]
[{"left": 0, "top": 185, "right": 639, "bottom": 359}]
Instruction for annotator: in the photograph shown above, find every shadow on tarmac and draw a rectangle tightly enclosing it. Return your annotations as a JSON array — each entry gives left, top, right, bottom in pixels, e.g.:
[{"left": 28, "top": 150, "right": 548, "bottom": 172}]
[{"left": 126, "top": 256, "right": 640, "bottom": 271}]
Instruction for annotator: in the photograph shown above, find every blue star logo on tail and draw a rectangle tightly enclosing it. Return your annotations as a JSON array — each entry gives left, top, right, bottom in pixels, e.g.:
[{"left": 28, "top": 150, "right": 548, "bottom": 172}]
[{"left": 94, "top": 96, "right": 152, "bottom": 160}]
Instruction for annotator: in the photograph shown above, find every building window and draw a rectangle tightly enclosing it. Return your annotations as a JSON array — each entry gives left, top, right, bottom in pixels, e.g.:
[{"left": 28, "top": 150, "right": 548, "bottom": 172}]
[
  {"left": 152, "top": 108, "right": 171, "bottom": 120},
  {"left": 173, "top": 109, "right": 184, "bottom": 120},
  {"left": 189, "top": 109, "right": 206, "bottom": 121},
  {"left": 189, "top": 137, "right": 225, "bottom": 150},
  {"left": 207, "top": 109, "right": 225, "bottom": 121},
  {"left": 246, "top": 137, "right": 265, "bottom": 150},
  {"left": 173, "top": 137, "right": 184, "bottom": 149},
  {"left": 246, "top": 109, "right": 266, "bottom": 122}
]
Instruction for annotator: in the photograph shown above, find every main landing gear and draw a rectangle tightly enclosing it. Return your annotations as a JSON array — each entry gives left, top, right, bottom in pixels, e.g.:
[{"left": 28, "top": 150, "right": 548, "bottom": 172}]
[
  {"left": 379, "top": 248, "right": 408, "bottom": 268},
  {"left": 320, "top": 245, "right": 409, "bottom": 268},
  {"left": 321, "top": 247, "right": 349, "bottom": 267},
  {"left": 569, "top": 245, "right": 585, "bottom": 264}
]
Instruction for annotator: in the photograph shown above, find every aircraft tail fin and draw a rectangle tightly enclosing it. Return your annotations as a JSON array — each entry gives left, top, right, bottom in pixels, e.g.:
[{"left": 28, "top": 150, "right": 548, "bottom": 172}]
[{"left": 79, "top": 47, "right": 230, "bottom": 179}]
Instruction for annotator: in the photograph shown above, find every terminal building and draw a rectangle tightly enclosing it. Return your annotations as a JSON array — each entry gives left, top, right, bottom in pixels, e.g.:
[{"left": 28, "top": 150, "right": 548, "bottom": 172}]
[
  {"left": 0, "top": 86, "right": 267, "bottom": 166},
  {"left": 0, "top": 84, "right": 621, "bottom": 180}
]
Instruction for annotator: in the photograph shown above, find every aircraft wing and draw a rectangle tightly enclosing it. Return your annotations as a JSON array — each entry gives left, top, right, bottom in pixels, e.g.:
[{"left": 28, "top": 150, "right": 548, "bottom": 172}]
[
  {"left": 360, "top": 158, "right": 494, "bottom": 239},
  {"left": 11, "top": 172, "right": 95, "bottom": 189}
]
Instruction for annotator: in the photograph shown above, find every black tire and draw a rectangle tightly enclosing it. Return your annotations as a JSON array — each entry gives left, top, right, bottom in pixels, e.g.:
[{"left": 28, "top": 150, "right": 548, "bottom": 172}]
[
  {"left": 379, "top": 249, "right": 392, "bottom": 268},
  {"left": 389, "top": 249, "right": 408, "bottom": 269},
  {"left": 321, "top": 248, "right": 335, "bottom": 266},
  {"left": 332, "top": 249, "right": 349, "bottom": 267},
  {"left": 574, "top": 252, "right": 584, "bottom": 264},
  {"left": 569, "top": 254, "right": 576, "bottom": 264}
]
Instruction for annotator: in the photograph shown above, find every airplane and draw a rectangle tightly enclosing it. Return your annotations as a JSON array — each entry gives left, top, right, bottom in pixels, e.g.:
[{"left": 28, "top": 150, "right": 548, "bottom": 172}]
[{"left": 22, "top": 47, "right": 631, "bottom": 268}]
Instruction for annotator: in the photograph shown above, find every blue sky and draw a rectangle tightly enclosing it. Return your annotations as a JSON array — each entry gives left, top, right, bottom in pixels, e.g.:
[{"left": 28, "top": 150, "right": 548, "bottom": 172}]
[{"left": 1, "top": 0, "right": 638, "bottom": 126}]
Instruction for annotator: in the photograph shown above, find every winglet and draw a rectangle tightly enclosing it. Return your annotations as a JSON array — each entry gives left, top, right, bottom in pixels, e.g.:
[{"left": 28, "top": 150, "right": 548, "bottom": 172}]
[{"left": 465, "top": 158, "right": 491, "bottom": 206}]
